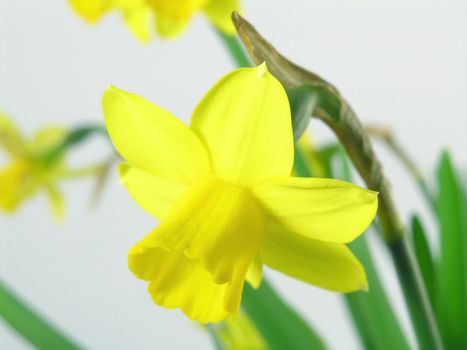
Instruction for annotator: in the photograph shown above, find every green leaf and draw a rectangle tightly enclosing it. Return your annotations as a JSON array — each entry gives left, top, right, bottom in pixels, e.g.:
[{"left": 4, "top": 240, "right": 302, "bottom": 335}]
[
  {"left": 0, "top": 278, "right": 82, "bottom": 350},
  {"left": 286, "top": 87, "right": 317, "bottom": 141},
  {"left": 345, "top": 235, "right": 411, "bottom": 350},
  {"left": 410, "top": 215, "right": 435, "bottom": 305},
  {"left": 242, "top": 279, "right": 327, "bottom": 350},
  {"left": 435, "top": 151, "right": 467, "bottom": 349}
]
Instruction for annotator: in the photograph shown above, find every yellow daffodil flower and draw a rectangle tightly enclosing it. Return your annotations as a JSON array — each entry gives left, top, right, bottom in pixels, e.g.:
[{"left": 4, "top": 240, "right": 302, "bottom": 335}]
[
  {"left": 0, "top": 115, "right": 67, "bottom": 219},
  {"left": 68, "top": 0, "right": 240, "bottom": 42},
  {"left": 103, "top": 64, "right": 378, "bottom": 323}
]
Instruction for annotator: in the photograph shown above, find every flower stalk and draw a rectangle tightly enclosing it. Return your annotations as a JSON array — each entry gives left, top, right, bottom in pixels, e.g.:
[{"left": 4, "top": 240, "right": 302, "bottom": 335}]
[
  {"left": 215, "top": 29, "right": 251, "bottom": 68},
  {"left": 231, "top": 12, "right": 444, "bottom": 350},
  {"left": 365, "top": 125, "right": 436, "bottom": 213}
]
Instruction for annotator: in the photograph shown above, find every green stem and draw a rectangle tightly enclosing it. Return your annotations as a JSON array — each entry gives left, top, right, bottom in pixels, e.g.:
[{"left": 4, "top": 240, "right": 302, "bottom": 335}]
[
  {"left": 0, "top": 278, "right": 82, "bottom": 350},
  {"left": 389, "top": 237, "right": 443, "bottom": 350},
  {"left": 214, "top": 29, "right": 251, "bottom": 68}
]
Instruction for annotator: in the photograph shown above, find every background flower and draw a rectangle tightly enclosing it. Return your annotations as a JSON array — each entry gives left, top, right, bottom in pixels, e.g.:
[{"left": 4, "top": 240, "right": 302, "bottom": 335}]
[
  {"left": 68, "top": 0, "right": 241, "bottom": 41},
  {"left": 0, "top": 114, "right": 68, "bottom": 219}
]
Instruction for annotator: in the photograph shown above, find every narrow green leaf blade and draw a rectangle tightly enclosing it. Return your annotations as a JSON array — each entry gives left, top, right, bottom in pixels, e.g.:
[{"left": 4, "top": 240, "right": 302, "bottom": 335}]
[
  {"left": 436, "top": 151, "right": 467, "bottom": 349},
  {"left": 0, "top": 279, "right": 82, "bottom": 350},
  {"left": 242, "top": 279, "right": 327, "bottom": 350},
  {"left": 345, "top": 235, "right": 411, "bottom": 350},
  {"left": 329, "top": 149, "right": 410, "bottom": 350},
  {"left": 410, "top": 215, "right": 435, "bottom": 305}
]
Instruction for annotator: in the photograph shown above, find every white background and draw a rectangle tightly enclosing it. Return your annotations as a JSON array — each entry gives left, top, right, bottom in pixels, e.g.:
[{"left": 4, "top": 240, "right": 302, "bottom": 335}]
[{"left": 1, "top": 0, "right": 466, "bottom": 349}]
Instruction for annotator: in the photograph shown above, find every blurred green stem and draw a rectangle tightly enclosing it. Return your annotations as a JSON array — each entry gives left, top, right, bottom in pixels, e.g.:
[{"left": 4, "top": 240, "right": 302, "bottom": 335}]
[
  {"left": 366, "top": 125, "right": 436, "bottom": 213},
  {"left": 0, "top": 278, "right": 82, "bottom": 350},
  {"left": 215, "top": 30, "right": 251, "bottom": 68}
]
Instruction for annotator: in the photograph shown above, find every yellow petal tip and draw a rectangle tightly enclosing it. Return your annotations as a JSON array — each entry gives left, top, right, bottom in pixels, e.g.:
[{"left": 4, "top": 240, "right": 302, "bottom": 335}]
[
  {"left": 105, "top": 85, "right": 120, "bottom": 94},
  {"left": 255, "top": 62, "right": 268, "bottom": 77},
  {"left": 103, "top": 85, "right": 126, "bottom": 106}
]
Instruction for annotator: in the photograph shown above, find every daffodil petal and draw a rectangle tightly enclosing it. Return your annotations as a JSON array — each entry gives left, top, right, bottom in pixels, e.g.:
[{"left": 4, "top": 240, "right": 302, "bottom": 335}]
[
  {"left": 154, "top": 13, "right": 190, "bottom": 38},
  {"left": 119, "top": 163, "right": 186, "bottom": 220},
  {"left": 68, "top": 0, "right": 109, "bottom": 23},
  {"left": 262, "top": 224, "right": 368, "bottom": 292},
  {"left": 147, "top": 0, "right": 207, "bottom": 19},
  {"left": 190, "top": 65, "right": 294, "bottom": 187},
  {"left": 103, "top": 86, "right": 211, "bottom": 183},
  {"left": 245, "top": 255, "right": 262, "bottom": 289},
  {"left": 254, "top": 177, "right": 378, "bottom": 243},
  {"left": 45, "top": 185, "right": 65, "bottom": 221},
  {"left": 0, "top": 114, "right": 26, "bottom": 157},
  {"left": 202, "top": 0, "right": 241, "bottom": 35},
  {"left": 121, "top": 2, "right": 151, "bottom": 43}
]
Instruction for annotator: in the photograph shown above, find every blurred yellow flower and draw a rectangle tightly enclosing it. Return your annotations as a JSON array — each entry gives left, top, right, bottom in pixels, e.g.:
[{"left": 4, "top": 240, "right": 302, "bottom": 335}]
[
  {"left": 103, "top": 64, "right": 378, "bottom": 323},
  {"left": 68, "top": 0, "right": 241, "bottom": 42},
  {"left": 0, "top": 114, "right": 67, "bottom": 219}
]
